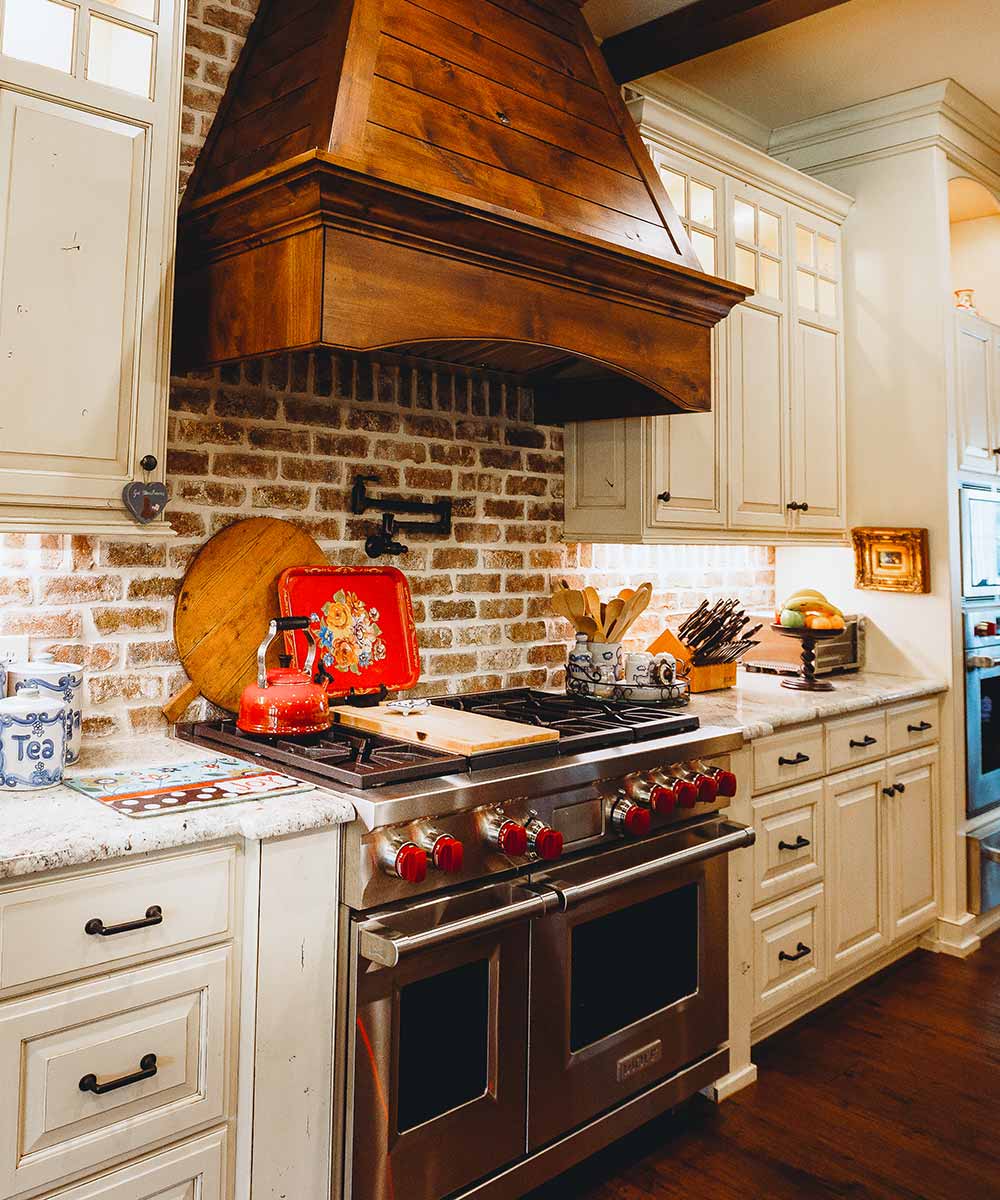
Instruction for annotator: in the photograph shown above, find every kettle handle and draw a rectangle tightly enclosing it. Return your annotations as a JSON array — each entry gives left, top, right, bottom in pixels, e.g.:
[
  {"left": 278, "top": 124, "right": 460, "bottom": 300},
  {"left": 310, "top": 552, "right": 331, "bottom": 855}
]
[{"left": 257, "top": 617, "right": 313, "bottom": 688}]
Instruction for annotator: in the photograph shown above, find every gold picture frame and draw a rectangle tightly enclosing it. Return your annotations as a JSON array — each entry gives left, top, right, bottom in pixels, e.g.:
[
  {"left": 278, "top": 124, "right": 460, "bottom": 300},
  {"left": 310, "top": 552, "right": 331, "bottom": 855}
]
[{"left": 852, "top": 527, "right": 930, "bottom": 594}]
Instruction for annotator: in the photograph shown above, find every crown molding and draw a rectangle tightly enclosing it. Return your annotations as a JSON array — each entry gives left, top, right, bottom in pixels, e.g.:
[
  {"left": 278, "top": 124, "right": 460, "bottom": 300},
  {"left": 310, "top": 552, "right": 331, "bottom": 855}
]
[
  {"left": 629, "top": 86, "right": 854, "bottom": 222},
  {"left": 769, "top": 79, "right": 1000, "bottom": 187},
  {"left": 627, "top": 72, "right": 772, "bottom": 151}
]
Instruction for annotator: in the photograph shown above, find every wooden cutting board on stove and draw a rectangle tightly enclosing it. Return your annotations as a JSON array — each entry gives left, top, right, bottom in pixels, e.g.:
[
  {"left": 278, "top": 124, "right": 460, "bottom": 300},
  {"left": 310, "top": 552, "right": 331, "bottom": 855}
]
[
  {"left": 329, "top": 704, "right": 560, "bottom": 756},
  {"left": 163, "top": 517, "right": 327, "bottom": 722}
]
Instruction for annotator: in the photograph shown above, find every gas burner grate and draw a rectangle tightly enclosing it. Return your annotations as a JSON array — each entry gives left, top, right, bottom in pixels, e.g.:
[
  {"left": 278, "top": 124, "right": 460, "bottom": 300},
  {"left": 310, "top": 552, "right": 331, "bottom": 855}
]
[
  {"left": 435, "top": 689, "right": 699, "bottom": 752},
  {"left": 175, "top": 720, "right": 467, "bottom": 789}
]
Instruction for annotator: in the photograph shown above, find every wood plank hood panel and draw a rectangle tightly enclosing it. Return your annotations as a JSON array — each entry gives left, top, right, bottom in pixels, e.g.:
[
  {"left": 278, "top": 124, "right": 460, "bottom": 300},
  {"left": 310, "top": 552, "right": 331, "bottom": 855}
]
[{"left": 174, "top": 0, "right": 749, "bottom": 420}]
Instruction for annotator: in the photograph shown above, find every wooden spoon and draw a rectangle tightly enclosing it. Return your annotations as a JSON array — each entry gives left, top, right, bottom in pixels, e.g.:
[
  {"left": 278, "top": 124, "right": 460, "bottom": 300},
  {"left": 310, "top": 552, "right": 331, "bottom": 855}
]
[
  {"left": 604, "top": 597, "right": 625, "bottom": 639},
  {"left": 610, "top": 582, "right": 652, "bottom": 642},
  {"left": 584, "top": 587, "right": 604, "bottom": 640}
]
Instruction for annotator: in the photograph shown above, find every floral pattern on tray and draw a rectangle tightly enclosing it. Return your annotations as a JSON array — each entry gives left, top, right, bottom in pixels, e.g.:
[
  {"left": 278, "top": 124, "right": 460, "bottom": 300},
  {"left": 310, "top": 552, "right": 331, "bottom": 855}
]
[{"left": 317, "top": 590, "right": 388, "bottom": 677}]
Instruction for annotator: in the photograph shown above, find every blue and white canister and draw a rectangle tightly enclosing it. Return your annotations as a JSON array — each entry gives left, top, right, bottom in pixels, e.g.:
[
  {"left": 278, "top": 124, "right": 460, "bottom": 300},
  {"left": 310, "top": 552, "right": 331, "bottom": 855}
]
[
  {"left": 0, "top": 687, "right": 68, "bottom": 791},
  {"left": 8, "top": 655, "right": 84, "bottom": 765}
]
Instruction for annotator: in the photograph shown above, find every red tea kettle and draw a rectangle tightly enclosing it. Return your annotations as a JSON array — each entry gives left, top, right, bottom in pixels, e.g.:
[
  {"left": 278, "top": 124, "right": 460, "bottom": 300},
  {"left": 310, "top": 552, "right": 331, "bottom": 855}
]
[{"left": 237, "top": 617, "right": 332, "bottom": 737}]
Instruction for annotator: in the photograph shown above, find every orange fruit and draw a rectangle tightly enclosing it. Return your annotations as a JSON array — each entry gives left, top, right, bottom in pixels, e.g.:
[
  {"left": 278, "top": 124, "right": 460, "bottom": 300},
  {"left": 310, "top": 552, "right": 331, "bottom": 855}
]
[{"left": 806, "top": 614, "right": 835, "bottom": 630}]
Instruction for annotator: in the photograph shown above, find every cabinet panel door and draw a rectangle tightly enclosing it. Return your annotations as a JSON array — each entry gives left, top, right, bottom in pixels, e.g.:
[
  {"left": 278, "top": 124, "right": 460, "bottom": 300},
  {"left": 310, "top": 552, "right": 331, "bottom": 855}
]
[
  {"left": 788, "top": 207, "right": 845, "bottom": 531},
  {"left": 885, "top": 747, "right": 939, "bottom": 940},
  {"left": 825, "top": 763, "right": 889, "bottom": 975},
  {"left": 46, "top": 1131, "right": 225, "bottom": 1200},
  {"left": 727, "top": 179, "right": 790, "bottom": 531},
  {"left": 956, "top": 314, "right": 998, "bottom": 475},
  {"left": 646, "top": 146, "right": 727, "bottom": 530},
  {"left": 0, "top": 88, "right": 146, "bottom": 501},
  {"left": 563, "top": 417, "right": 642, "bottom": 541}
]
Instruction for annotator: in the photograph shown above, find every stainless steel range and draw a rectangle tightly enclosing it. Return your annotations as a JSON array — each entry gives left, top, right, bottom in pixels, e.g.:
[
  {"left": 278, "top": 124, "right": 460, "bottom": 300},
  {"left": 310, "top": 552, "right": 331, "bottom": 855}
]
[{"left": 179, "top": 689, "right": 754, "bottom": 1200}]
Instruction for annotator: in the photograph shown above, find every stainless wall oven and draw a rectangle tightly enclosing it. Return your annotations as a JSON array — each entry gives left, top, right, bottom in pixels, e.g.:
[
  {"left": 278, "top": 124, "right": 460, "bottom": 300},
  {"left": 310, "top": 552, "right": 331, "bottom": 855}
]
[
  {"left": 344, "top": 815, "right": 751, "bottom": 1200},
  {"left": 966, "top": 607, "right": 1000, "bottom": 818}
]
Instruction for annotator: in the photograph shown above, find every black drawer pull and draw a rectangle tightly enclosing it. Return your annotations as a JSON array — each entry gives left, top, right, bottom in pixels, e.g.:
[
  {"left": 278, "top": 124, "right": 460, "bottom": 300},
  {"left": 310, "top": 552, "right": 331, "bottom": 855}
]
[
  {"left": 883, "top": 786, "right": 897, "bottom": 798},
  {"left": 894, "top": 782, "right": 906, "bottom": 794},
  {"left": 850, "top": 735, "right": 878, "bottom": 748},
  {"left": 80, "top": 1053, "right": 157, "bottom": 1096},
  {"left": 779, "top": 942, "right": 812, "bottom": 963},
  {"left": 778, "top": 752, "right": 810, "bottom": 766},
  {"left": 778, "top": 835, "right": 811, "bottom": 851},
  {"left": 907, "top": 721, "right": 932, "bottom": 733},
  {"left": 85, "top": 906, "right": 163, "bottom": 938}
]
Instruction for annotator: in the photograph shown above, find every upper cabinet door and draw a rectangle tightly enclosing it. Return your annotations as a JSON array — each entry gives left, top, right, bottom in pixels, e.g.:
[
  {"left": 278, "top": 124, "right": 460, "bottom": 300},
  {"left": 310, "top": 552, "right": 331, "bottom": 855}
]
[
  {"left": 726, "top": 179, "right": 791, "bottom": 531},
  {"left": 955, "top": 315, "right": 999, "bottom": 475},
  {"left": 0, "top": 0, "right": 185, "bottom": 537},
  {"left": 788, "top": 207, "right": 846, "bottom": 531},
  {"left": 563, "top": 418, "right": 643, "bottom": 542},
  {"left": 647, "top": 147, "right": 727, "bottom": 530}
]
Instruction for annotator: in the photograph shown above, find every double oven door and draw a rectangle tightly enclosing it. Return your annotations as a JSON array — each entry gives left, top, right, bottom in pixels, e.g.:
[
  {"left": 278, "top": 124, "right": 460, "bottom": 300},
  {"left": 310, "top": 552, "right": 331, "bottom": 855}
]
[
  {"left": 968, "top": 657, "right": 1000, "bottom": 817},
  {"left": 345, "top": 818, "right": 750, "bottom": 1200}
]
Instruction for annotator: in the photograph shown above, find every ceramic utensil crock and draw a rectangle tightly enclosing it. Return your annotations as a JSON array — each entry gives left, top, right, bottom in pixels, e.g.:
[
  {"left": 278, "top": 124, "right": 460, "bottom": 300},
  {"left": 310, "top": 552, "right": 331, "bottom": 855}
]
[
  {"left": 8, "top": 654, "right": 84, "bottom": 764},
  {"left": 0, "top": 687, "right": 68, "bottom": 791},
  {"left": 237, "top": 617, "right": 332, "bottom": 736}
]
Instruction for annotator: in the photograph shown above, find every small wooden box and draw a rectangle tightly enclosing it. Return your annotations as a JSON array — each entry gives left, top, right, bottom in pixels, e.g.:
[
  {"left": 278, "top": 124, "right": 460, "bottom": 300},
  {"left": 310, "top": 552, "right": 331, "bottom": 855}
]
[{"left": 648, "top": 627, "right": 738, "bottom": 693}]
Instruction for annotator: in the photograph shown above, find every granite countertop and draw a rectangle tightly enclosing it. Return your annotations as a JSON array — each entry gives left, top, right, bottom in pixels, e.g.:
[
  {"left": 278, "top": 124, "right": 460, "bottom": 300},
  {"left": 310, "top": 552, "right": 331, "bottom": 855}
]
[
  {"left": 0, "top": 735, "right": 355, "bottom": 882},
  {"left": 685, "top": 670, "right": 947, "bottom": 740}
]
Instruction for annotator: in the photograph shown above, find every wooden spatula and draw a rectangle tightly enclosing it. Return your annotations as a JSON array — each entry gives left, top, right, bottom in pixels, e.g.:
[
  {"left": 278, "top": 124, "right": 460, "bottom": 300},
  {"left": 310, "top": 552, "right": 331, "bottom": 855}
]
[
  {"left": 604, "top": 597, "right": 625, "bottom": 639},
  {"left": 584, "top": 587, "right": 604, "bottom": 640},
  {"left": 609, "top": 582, "right": 652, "bottom": 642}
]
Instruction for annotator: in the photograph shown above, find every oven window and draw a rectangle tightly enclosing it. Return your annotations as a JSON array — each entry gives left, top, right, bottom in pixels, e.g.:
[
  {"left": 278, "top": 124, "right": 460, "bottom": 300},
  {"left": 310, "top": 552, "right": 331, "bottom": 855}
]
[
  {"left": 983, "top": 676, "right": 1000, "bottom": 776},
  {"left": 397, "top": 958, "right": 490, "bottom": 1132},
  {"left": 570, "top": 884, "right": 699, "bottom": 1052}
]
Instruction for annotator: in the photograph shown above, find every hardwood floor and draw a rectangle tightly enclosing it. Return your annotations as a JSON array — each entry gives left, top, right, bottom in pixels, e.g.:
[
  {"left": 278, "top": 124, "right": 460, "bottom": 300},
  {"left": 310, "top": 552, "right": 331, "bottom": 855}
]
[{"left": 528, "top": 938, "right": 1000, "bottom": 1200}]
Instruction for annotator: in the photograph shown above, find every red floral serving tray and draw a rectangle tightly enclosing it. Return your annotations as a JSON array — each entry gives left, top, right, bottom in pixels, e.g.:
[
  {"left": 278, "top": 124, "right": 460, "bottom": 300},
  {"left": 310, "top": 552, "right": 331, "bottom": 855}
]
[{"left": 278, "top": 566, "right": 421, "bottom": 699}]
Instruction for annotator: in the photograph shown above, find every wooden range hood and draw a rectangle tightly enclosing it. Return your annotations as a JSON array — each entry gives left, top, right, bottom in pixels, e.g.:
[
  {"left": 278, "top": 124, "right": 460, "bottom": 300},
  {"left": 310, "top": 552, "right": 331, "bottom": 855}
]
[{"left": 174, "top": 0, "right": 749, "bottom": 421}]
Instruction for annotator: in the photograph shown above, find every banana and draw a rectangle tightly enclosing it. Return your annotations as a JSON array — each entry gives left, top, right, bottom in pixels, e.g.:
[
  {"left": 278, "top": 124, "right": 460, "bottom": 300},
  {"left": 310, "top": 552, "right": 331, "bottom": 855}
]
[
  {"left": 782, "top": 588, "right": 828, "bottom": 604},
  {"left": 783, "top": 595, "right": 843, "bottom": 618}
]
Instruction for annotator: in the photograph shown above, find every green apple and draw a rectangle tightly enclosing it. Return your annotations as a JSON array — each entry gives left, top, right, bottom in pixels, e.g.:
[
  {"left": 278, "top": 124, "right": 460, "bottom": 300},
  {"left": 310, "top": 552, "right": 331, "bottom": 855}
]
[{"left": 780, "top": 608, "right": 806, "bottom": 628}]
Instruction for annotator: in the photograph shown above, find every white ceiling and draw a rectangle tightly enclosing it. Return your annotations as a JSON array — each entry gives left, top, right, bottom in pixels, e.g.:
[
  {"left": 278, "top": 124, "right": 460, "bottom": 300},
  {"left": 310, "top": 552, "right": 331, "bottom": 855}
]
[
  {"left": 583, "top": 0, "right": 697, "bottom": 39},
  {"left": 583, "top": 0, "right": 1000, "bottom": 134}
]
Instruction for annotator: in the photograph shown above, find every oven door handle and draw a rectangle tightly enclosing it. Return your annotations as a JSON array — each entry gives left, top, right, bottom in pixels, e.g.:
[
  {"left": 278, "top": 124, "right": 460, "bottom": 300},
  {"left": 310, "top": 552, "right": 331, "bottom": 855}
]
[
  {"left": 358, "top": 887, "right": 560, "bottom": 968},
  {"left": 550, "top": 822, "right": 756, "bottom": 910}
]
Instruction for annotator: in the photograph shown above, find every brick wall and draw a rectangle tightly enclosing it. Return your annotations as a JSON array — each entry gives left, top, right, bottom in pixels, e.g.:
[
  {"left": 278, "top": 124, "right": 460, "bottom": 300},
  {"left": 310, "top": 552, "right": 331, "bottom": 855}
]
[{"left": 0, "top": 0, "right": 775, "bottom": 741}]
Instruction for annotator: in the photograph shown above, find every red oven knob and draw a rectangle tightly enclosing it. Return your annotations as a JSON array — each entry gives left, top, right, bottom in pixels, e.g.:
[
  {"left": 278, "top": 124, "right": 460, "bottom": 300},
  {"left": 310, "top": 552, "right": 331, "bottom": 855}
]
[
  {"left": 394, "top": 843, "right": 428, "bottom": 884},
  {"left": 710, "top": 769, "right": 738, "bottom": 798},
  {"left": 430, "top": 835, "right": 464, "bottom": 874},
  {"left": 690, "top": 773, "right": 718, "bottom": 804},
  {"left": 654, "top": 770, "right": 699, "bottom": 808},
  {"left": 650, "top": 781, "right": 679, "bottom": 814},
  {"left": 495, "top": 820, "right": 529, "bottom": 857},
  {"left": 528, "top": 821, "right": 563, "bottom": 861},
  {"left": 609, "top": 798, "right": 652, "bottom": 838}
]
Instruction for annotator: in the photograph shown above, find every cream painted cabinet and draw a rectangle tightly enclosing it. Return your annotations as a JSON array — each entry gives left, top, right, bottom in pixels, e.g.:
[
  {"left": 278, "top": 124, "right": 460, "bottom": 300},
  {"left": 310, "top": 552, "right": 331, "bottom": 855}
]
[
  {"left": 955, "top": 313, "right": 1000, "bottom": 475},
  {"left": 885, "top": 747, "right": 940, "bottom": 940},
  {"left": 727, "top": 179, "right": 791, "bottom": 531},
  {"left": 788, "top": 207, "right": 846, "bottom": 531},
  {"left": 824, "top": 762, "right": 890, "bottom": 975},
  {"left": 743, "top": 700, "right": 942, "bottom": 1043},
  {"left": 564, "top": 107, "right": 851, "bottom": 545},
  {"left": 0, "top": 0, "right": 187, "bottom": 537}
]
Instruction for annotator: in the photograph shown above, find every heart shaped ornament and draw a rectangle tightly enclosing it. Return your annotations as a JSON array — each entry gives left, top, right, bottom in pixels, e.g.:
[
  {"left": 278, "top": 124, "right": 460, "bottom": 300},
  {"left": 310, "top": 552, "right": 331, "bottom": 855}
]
[{"left": 122, "top": 481, "right": 169, "bottom": 525}]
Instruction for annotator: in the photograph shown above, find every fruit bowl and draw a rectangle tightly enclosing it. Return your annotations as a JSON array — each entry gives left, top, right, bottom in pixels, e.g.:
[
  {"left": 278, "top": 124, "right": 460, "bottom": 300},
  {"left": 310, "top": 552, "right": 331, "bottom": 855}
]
[{"left": 769, "top": 623, "right": 840, "bottom": 691}]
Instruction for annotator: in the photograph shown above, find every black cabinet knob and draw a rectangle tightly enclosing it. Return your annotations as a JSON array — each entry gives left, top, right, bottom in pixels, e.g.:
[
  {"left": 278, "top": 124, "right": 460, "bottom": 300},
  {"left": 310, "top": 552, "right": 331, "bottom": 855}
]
[
  {"left": 139, "top": 454, "right": 158, "bottom": 472},
  {"left": 657, "top": 491, "right": 671, "bottom": 503},
  {"left": 883, "top": 786, "right": 897, "bottom": 798}
]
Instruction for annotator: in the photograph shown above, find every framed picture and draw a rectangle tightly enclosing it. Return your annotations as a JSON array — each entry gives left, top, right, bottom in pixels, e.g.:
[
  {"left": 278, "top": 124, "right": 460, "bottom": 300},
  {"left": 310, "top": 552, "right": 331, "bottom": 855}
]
[{"left": 852, "top": 527, "right": 930, "bottom": 593}]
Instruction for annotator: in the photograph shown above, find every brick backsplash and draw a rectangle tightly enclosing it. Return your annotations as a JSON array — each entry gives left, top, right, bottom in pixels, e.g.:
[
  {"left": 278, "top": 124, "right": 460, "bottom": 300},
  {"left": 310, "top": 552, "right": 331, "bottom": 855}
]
[{"left": 0, "top": 0, "right": 775, "bottom": 740}]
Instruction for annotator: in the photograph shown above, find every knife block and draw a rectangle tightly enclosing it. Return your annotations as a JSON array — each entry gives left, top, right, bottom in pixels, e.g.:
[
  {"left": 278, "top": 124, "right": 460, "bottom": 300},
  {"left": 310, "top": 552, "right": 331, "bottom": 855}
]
[{"left": 648, "top": 628, "right": 738, "bottom": 693}]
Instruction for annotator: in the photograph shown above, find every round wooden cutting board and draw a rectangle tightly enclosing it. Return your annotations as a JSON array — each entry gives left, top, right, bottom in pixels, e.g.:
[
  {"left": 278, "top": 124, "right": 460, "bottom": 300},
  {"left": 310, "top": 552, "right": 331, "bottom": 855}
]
[{"left": 163, "top": 517, "right": 327, "bottom": 721}]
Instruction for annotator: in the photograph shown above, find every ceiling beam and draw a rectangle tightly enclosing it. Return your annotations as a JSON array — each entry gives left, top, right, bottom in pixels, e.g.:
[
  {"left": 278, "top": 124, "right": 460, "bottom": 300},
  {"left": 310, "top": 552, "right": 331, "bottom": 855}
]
[{"left": 601, "top": 0, "right": 852, "bottom": 84}]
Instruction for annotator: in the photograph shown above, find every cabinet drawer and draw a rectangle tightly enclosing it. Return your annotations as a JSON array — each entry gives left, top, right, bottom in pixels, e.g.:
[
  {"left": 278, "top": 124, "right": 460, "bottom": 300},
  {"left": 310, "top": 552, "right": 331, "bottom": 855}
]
[
  {"left": 752, "top": 884, "right": 826, "bottom": 1019},
  {"left": 753, "top": 727, "right": 825, "bottom": 793},
  {"left": 37, "top": 1130, "right": 226, "bottom": 1200},
  {"left": 886, "top": 700, "right": 939, "bottom": 755},
  {"left": 752, "top": 781, "right": 824, "bottom": 905},
  {"left": 0, "top": 848, "right": 236, "bottom": 995},
  {"left": 0, "top": 947, "right": 231, "bottom": 1197},
  {"left": 826, "top": 712, "right": 888, "bottom": 772}
]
